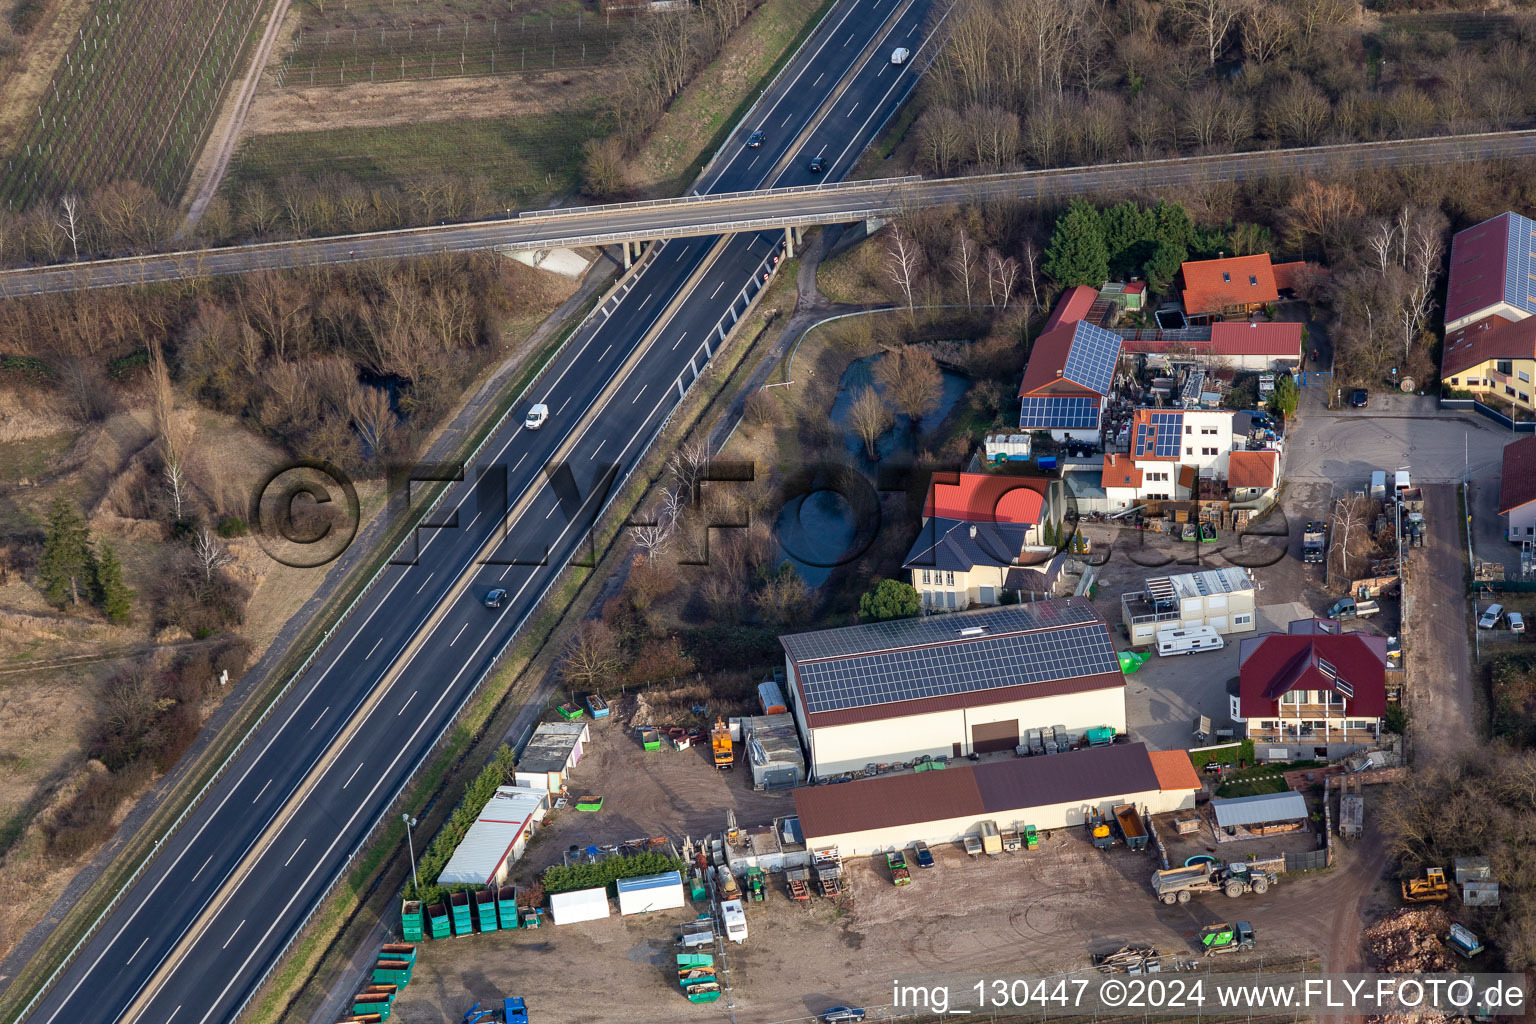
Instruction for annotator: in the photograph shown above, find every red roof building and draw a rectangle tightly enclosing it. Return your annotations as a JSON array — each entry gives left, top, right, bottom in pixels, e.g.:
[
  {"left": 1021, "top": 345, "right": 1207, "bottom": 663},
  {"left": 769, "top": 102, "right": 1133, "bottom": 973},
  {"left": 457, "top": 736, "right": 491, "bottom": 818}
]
[
  {"left": 1226, "top": 450, "right": 1278, "bottom": 492},
  {"left": 1101, "top": 452, "right": 1142, "bottom": 490},
  {"left": 1498, "top": 435, "right": 1536, "bottom": 543},
  {"left": 1180, "top": 255, "right": 1280, "bottom": 316},
  {"left": 1042, "top": 285, "right": 1099, "bottom": 333},
  {"left": 1444, "top": 212, "right": 1536, "bottom": 333},
  {"left": 921, "top": 472, "right": 1048, "bottom": 524},
  {"left": 1235, "top": 619, "right": 1388, "bottom": 754}
]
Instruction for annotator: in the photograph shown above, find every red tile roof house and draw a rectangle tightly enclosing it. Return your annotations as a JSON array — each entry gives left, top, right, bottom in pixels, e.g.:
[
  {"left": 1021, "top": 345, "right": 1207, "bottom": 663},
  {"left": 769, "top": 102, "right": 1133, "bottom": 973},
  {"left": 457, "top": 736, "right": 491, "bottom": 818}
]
[
  {"left": 1498, "top": 434, "right": 1536, "bottom": 543},
  {"left": 1229, "top": 618, "right": 1388, "bottom": 760},
  {"left": 902, "top": 472, "right": 1066, "bottom": 609},
  {"left": 1179, "top": 254, "right": 1310, "bottom": 321},
  {"left": 1017, "top": 318, "right": 1124, "bottom": 443},
  {"left": 1226, "top": 450, "right": 1279, "bottom": 505},
  {"left": 1441, "top": 212, "right": 1536, "bottom": 414}
]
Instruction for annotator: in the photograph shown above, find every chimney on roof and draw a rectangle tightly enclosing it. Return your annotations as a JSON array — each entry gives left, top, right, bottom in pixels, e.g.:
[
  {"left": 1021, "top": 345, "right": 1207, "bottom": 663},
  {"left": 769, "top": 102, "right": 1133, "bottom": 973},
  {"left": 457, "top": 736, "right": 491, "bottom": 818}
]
[
  {"left": 1218, "top": 251, "right": 1225, "bottom": 259},
  {"left": 1056, "top": 369, "right": 1063, "bottom": 377}
]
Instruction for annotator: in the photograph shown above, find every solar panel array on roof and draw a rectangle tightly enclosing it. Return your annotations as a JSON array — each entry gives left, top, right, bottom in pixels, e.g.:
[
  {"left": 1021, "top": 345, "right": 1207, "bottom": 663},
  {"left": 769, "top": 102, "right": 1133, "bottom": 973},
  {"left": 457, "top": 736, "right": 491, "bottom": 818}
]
[
  {"left": 796, "top": 623, "right": 1119, "bottom": 714},
  {"left": 781, "top": 601, "right": 1095, "bottom": 665},
  {"left": 1503, "top": 213, "right": 1536, "bottom": 314},
  {"left": 1061, "top": 321, "right": 1123, "bottom": 396},
  {"left": 1134, "top": 412, "right": 1183, "bottom": 457},
  {"left": 1019, "top": 395, "right": 1099, "bottom": 429}
]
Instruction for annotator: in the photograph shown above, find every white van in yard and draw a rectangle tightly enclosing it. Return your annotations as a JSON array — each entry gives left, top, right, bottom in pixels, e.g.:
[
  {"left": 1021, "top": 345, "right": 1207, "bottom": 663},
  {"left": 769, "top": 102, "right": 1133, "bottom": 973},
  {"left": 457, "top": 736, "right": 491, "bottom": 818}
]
[{"left": 1155, "top": 625, "right": 1225, "bottom": 657}]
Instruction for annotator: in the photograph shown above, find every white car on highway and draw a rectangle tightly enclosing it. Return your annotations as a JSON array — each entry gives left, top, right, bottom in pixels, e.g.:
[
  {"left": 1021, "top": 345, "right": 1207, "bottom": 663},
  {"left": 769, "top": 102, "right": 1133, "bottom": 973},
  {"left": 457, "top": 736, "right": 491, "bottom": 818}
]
[
  {"left": 524, "top": 403, "right": 549, "bottom": 430},
  {"left": 890, "top": 47, "right": 910, "bottom": 65}
]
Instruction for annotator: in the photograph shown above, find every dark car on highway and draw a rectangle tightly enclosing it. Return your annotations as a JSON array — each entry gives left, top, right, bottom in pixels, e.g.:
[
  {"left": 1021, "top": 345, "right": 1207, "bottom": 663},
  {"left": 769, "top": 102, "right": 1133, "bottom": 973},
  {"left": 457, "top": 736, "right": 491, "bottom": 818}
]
[
  {"left": 484, "top": 588, "right": 508, "bottom": 609},
  {"left": 746, "top": 130, "right": 765, "bottom": 148},
  {"left": 808, "top": 156, "right": 826, "bottom": 173},
  {"left": 1350, "top": 388, "right": 1369, "bottom": 408}
]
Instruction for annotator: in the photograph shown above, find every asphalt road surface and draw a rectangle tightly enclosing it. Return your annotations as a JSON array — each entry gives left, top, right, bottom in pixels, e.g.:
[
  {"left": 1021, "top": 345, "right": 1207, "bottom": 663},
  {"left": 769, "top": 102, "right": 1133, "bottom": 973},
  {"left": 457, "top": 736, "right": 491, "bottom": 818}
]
[
  {"left": 17, "top": 0, "right": 936, "bottom": 1021},
  {"left": 6, "top": 130, "right": 1536, "bottom": 297}
]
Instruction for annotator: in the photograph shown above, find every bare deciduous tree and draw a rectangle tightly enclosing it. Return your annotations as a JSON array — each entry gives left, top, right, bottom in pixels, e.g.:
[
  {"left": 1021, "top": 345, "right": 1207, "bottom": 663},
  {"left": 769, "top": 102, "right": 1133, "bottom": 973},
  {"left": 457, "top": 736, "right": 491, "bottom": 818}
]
[
  {"left": 150, "top": 340, "right": 192, "bottom": 522},
  {"left": 848, "top": 387, "right": 893, "bottom": 459},
  {"left": 948, "top": 227, "right": 979, "bottom": 307},
  {"left": 58, "top": 195, "right": 82, "bottom": 262},
  {"left": 883, "top": 224, "right": 925, "bottom": 317},
  {"left": 1167, "top": 0, "right": 1247, "bottom": 66},
  {"left": 561, "top": 620, "right": 622, "bottom": 693},
  {"left": 876, "top": 346, "right": 945, "bottom": 424},
  {"left": 193, "top": 528, "right": 234, "bottom": 585}
]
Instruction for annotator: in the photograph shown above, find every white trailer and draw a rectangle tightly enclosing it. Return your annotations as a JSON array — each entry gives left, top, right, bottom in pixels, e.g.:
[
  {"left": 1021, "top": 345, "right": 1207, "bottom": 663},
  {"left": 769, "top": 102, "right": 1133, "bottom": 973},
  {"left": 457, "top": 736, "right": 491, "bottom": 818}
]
[{"left": 1155, "top": 625, "right": 1226, "bottom": 656}]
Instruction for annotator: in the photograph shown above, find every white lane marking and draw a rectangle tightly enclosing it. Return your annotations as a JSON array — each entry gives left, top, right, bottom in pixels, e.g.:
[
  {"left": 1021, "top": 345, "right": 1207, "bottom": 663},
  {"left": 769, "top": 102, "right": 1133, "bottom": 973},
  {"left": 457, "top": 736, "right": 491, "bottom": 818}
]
[
  {"left": 499, "top": 565, "right": 512, "bottom": 581},
  {"left": 251, "top": 779, "right": 272, "bottom": 804},
  {"left": 366, "top": 638, "right": 382, "bottom": 659},
  {"left": 908, "top": 23, "right": 918, "bottom": 35},
  {"left": 167, "top": 1007, "right": 181, "bottom": 1024},
  {"left": 591, "top": 439, "right": 607, "bottom": 460},
  {"left": 710, "top": 281, "right": 725, "bottom": 299},
  {"left": 398, "top": 691, "right": 417, "bottom": 716},
  {"left": 844, "top": 35, "right": 852, "bottom": 46},
  {"left": 847, "top": 102, "right": 859, "bottom": 118},
  {"left": 189, "top": 856, "right": 213, "bottom": 883},
  {"left": 878, "top": 62, "right": 888, "bottom": 76},
  {"left": 221, "top": 921, "right": 244, "bottom": 950},
  {"left": 467, "top": 510, "right": 481, "bottom": 529},
  {"left": 674, "top": 247, "right": 686, "bottom": 262},
  {"left": 415, "top": 572, "right": 434, "bottom": 595},
  {"left": 127, "top": 937, "right": 150, "bottom": 965},
  {"left": 813, "top": 72, "right": 824, "bottom": 87},
  {"left": 557, "top": 395, "right": 573, "bottom": 415},
  {"left": 450, "top": 622, "right": 469, "bottom": 646},
  {"left": 632, "top": 384, "right": 647, "bottom": 404},
  {"left": 310, "top": 707, "right": 329, "bottom": 731},
  {"left": 748, "top": 153, "right": 761, "bottom": 170},
  {"left": 283, "top": 838, "right": 306, "bottom": 867},
  {"left": 817, "top": 145, "right": 827, "bottom": 157},
  {"left": 511, "top": 452, "right": 528, "bottom": 473},
  {"left": 671, "top": 331, "right": 689, "bottom": 351},
  {"left": 600, "top": 344, "right": 612, "bottom": 360},
  {"left": 342, "top": 762, "right": 364, "bottom": 789}
]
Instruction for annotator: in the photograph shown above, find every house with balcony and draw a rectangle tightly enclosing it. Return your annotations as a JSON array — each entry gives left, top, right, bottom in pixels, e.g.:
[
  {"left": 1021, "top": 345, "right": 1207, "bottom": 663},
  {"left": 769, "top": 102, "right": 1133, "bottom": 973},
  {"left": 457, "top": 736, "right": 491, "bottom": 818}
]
[
  {"left": 1100, "top": 408, "right": 1235, "bottom": 509},
  {"left": 1229, "top": 618, "right": 1388, "bottom": 760},
  {"left": 1120, "top": 567, "right": 1258, "bottom": 645},
  {"left": 903, "top": 472, "right": 1065, "bottom": 610},
  {"left": 1441, "top": 211, "right": 1536, "bottom": 413}
]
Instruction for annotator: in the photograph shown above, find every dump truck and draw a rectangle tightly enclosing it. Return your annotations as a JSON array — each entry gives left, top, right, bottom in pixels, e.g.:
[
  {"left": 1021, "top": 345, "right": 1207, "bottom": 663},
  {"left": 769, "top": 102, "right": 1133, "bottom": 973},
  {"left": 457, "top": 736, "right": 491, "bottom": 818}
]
[
  {"left": 1402, "top": 867, "right": 1451, "bottom": 903},
  {"left": 1151, "top": 862, "right": 1274, "bottom": 904},
  {"left": 886, "top": 851, "right": 911, "bottom": 886},
  {"left": 1114, "top": 804, "right": 1148, "bottom": 852},
  {"left": 711, "top": 719, "right": 733, "bottom": 769},
  {"left": 1303, "top": 522, "right": 1325, "bottom": 563},
  {"left": 1200, "top": 921, "right": 1256, "bottom": 956}
]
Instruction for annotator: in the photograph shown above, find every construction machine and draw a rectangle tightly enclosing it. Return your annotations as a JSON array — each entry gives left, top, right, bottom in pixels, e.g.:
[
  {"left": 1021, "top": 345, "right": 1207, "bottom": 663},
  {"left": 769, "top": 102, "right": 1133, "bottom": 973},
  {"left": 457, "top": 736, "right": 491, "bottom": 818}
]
[
  {"left": 711, "top": 718, "right": 733, "bottom": 769},
  {"left": 1401, "top": 867, "right": 1451, "bottom": 903}
]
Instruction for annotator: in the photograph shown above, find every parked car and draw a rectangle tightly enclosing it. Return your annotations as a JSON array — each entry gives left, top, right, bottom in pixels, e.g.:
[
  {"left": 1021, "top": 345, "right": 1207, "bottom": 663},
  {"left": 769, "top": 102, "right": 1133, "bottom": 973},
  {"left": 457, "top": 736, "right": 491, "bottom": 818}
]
[
  {"left": 1510, "top": 611, "right": 1526, "bottom": 634},
  {"left": 484, "top": 588, "right": 508, "bottom": 610},
  {"left": 911, "top": 840, "right": 935, "bottom": 868},
  {"left": 524, "top": 402, "right": 549, "bottom": 430},
  {"left": 1479, "top": 603, "right": 1505, "bottom": 630},
  {"left": 890, "top": 47, "right": 910, "bottom": 64},
  {"left": 746, "top": 130, "right": 765, "bottom": 148},
  {"left": 1350, "top": 388, "right": 1370, "bottom": 408},
  {"left": 821, "top": 1008, "right": 867, "bottom": 1024},
  {"left": 808, "top": 156, "right": 826, "bottom": 173}
]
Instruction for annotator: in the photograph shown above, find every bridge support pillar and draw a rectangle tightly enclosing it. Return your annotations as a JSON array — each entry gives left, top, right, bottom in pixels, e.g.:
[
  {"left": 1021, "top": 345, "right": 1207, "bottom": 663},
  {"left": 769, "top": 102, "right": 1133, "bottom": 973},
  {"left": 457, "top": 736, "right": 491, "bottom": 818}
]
[
  {"left": 621, "top": 240, "right": 633, "bottom": 269},
  {"left": 784, "top": 226, "right": 796, "bottom": 259}
]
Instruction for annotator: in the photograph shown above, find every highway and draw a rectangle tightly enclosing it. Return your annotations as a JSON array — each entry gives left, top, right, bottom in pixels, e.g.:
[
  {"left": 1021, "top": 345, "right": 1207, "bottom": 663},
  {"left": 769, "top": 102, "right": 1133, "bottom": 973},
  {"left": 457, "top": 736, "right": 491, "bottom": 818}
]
[
  {"left": 6, "top": 130, "right": 1536, "bottom": 296},
  {"left": 16, "top": 0, "right": 936, "bottom": 1022}
]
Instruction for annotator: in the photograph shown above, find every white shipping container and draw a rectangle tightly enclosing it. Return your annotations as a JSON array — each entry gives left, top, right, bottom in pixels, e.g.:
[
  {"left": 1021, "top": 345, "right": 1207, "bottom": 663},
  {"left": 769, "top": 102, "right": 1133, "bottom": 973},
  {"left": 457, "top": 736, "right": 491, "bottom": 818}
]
[
  {"left": 549, "top": 886, "right": 611, "bottom": 925},
  {"left": 615, "top": 871, "right": 686, "bottom": 916}
]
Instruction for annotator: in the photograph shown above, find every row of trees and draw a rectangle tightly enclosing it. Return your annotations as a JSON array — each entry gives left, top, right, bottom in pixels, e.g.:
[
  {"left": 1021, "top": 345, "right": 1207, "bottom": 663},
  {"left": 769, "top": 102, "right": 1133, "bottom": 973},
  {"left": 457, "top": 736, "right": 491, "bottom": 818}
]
[
  {"left": 39, "top": 499, "right": 132, "bottom": 622},
  {"left": 1041, "top": 198, "right": 1236, "bottom": 291},
  {"left": 914, "top": 0, "right": 1536, "bottom": 177}
]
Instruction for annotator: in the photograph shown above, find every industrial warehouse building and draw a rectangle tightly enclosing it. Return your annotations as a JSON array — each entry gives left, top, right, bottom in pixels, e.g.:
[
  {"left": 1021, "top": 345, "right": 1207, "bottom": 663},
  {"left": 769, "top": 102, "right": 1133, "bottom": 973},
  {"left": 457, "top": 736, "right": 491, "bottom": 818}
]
[
  {"left": 779, "top": 600, "right": 1127, "bottom": 778},
  {"left": 436, "top": 786, "right": 548, "bottom": 886},
  {"left": 792, "top": 742, "right": 1200, "bottom": 855},
  {"left": 1120, "top": 567, "right": 1257, "bottom": 645}
]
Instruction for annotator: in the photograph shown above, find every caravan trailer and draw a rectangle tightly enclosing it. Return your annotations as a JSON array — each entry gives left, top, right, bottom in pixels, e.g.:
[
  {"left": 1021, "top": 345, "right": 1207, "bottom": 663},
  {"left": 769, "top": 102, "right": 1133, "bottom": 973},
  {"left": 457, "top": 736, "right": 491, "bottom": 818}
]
[{"left": 1155, "top": 626, "right": 1226, "bottom": 657}]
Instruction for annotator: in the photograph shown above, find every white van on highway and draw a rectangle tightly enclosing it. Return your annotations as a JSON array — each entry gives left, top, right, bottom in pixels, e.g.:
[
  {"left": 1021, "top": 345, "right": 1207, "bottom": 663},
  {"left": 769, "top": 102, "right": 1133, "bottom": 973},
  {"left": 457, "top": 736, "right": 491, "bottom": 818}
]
[
  {"left": 524, "top": 403, "right": 549, "bottom": 430},
  {"left": 890, "top": 47, "right": 910, "bottom": 65},
  {"left": 1155, "top": 625, "right": 1225, "bottom": 657}
]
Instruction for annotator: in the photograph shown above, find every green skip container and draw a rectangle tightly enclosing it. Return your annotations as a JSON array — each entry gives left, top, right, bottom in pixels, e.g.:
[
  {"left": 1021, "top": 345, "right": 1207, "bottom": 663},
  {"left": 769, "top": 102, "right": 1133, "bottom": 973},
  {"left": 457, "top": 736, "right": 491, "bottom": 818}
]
[
  {"left": 475, "top": 889, "right": 499, "bottom": 933},
  {"left": 449, "top": 890, "right": 474, "bottom": 936},
  {"left": 400, "top": 901, "right": 424, "bottom": 943},
  {"left": 426, "top": 902, "right": 451, "bottom": 940},
  {"left": 496, "top": 886, "right": 520, "bottom": 930}
]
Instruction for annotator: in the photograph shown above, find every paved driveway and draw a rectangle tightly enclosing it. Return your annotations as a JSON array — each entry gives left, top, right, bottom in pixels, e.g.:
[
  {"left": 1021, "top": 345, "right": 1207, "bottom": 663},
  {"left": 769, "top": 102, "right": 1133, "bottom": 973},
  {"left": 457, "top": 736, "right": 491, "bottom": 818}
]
[{"left": 1282, "top": 394, "right": 1503, "bottom": 486}]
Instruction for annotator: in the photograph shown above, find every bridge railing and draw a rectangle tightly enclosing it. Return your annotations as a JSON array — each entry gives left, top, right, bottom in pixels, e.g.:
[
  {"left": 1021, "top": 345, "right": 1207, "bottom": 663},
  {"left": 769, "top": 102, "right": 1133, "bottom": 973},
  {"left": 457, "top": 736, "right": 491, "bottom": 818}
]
[{"left": 517, "top": 174, "right": 920, "bottom": 220}]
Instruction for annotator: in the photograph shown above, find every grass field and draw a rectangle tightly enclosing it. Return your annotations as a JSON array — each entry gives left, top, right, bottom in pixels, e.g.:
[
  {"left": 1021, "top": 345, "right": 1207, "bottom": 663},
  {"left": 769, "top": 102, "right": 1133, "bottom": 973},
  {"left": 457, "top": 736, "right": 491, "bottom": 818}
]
[
  {"left": 1, "top": 0, "right": 267, "bottom": 207},
  {"left": 223, "top": 107, "right": 606, "bottom": 203}
]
